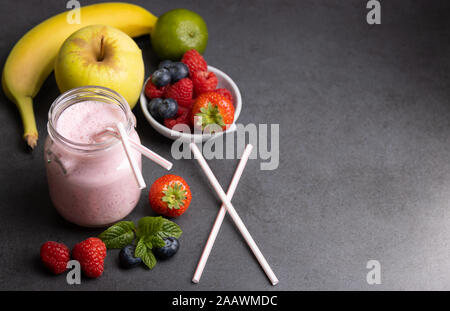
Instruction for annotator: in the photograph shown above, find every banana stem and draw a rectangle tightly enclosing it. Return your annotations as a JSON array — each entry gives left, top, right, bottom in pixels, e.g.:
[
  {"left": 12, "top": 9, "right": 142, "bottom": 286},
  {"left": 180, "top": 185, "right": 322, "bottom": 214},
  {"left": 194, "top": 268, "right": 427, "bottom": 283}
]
[{"left": 16, "top": 96, "right": 38, "bottom": 149}]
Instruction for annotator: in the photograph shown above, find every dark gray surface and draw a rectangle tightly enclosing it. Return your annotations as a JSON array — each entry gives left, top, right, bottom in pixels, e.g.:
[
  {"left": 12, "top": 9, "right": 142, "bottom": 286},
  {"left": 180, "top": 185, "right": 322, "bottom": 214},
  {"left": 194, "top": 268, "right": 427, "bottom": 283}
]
[{"left": 0, "top": 0, "right": 449, "bottom": 291}]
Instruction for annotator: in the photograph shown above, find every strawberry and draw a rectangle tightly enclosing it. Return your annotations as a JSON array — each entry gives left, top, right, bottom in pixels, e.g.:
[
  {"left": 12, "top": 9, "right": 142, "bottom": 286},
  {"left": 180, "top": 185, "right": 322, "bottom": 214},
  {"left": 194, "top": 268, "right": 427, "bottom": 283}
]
[
  {"left": 149, "top": 175, "right": 192, "bottom": 218},
  {"left": 192, "top": 71, "right": 218, "bottom": 96},
  {"left": 164, "top": 106, "right": 191, "bottom": 130},
  {"left": 72, "top": 237, "right": 106, "bottom": 278},
  {"left": 181, "top": 49, "right": 207, "bottom": 77},
  {"left": 214, "top": 88, "right": 234, "bottom": 105},
  {"left": 145, "top": 78, "right": 167, "bottom": 99},
  {"left": 40, "top": 241, "right": 70, "bottom": 275},
  {"left": 191, "top": 92, "right": 235, "bottom": 131},
  {"left": 165, "top": 78, "right": 193, "bottom": 108}
]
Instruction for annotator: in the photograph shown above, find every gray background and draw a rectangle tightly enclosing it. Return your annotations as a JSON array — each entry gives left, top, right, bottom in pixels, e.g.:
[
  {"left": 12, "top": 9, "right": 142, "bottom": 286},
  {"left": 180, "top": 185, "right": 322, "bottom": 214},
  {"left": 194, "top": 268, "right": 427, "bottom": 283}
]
[{"left": 0, "top": 0, "right": 449, "bottom": 291}]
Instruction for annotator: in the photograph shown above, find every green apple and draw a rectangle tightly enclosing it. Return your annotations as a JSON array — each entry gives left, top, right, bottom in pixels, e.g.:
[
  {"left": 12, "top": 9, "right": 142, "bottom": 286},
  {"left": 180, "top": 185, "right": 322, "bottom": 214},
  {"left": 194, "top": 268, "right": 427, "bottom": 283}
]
[{"left": 54, "top": 25, "right": 144, "bottom": 109}]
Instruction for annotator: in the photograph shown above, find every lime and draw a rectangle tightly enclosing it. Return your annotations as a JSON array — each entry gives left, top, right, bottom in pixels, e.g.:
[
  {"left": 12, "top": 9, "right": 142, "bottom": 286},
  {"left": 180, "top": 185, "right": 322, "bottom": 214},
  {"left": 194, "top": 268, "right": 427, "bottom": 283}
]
[{"left": 151, "top": 9, "right": 208, "bottom": 60}]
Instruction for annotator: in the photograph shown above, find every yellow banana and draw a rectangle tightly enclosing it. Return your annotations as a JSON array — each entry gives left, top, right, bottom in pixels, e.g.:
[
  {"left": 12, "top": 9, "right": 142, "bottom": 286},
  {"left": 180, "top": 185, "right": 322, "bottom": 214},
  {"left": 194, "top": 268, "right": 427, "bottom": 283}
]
[{"left": 2, "top": 2, "right": 157, "bottom": 149}]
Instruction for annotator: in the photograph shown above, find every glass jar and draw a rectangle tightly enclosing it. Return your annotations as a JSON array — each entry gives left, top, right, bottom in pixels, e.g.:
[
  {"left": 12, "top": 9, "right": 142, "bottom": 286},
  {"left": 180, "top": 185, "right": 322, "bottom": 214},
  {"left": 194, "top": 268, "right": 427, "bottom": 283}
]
[{"left": 44, "top": 86, "right": 142, "bottom": 227}]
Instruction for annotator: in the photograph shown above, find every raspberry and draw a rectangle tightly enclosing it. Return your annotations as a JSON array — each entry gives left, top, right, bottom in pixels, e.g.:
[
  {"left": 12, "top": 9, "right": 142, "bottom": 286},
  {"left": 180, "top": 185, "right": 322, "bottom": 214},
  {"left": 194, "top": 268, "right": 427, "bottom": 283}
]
[
  {"left": 40, "top": 241, "right": 70, "bottom": 275},
  {"left": 165, "top": 78, "right": 193, "bottom": 108},
  {"left": 176, "top": 105, "right": 190, "bottom": 117},
  {"left": 181, "top": 49, "right": 207, "bottom": 77},
  {"left": 72, "top": 237, "right": 106, "bottom": 278},
  {"left": 190, "top": 98, "right": 197, "bottom": 107},
  {"left": 144, "top": 78, "right": 167, "bottom": 99},
  {"left": 214, "top": 88, "right": 234, "bottom": 105},
  {"left": 164, "top": 106, "right": 191, "bottom": 130},
  {"left": 192, "top": 71, "right": 218, "bottom": 96}
]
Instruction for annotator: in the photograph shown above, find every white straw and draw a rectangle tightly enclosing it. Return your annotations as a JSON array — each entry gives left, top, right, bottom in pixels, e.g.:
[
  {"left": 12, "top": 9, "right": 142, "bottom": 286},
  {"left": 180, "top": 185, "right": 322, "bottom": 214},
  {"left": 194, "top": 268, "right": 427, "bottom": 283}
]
[
  {"left": 192, "top": 144, "right": 253, "bottom": 284},
  {"left": 94, "top": 128, "right": 172, "bottom": 171},
  {"left": 127, "top": 137, "right": 173, "bottom": 171},
  {"left": 116, "top": 122, "right": 146, "bottom": 190},
  {"left": 189, "top": 143, "right": 279, "bottom": 286}
]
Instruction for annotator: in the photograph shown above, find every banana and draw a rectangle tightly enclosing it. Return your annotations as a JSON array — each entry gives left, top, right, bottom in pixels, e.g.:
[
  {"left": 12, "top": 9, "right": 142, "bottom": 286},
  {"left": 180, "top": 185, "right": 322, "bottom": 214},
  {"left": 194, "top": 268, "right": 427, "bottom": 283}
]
[{"left": 2, "top": 2, "right": 157, "bottom": 149}]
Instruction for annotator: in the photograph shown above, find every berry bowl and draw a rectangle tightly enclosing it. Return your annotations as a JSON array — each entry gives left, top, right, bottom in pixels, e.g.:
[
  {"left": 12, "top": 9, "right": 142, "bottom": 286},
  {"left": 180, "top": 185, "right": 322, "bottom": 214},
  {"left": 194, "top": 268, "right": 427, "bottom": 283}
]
[{"left": 140, "top": 66, "right": 242, "bottom": 142}]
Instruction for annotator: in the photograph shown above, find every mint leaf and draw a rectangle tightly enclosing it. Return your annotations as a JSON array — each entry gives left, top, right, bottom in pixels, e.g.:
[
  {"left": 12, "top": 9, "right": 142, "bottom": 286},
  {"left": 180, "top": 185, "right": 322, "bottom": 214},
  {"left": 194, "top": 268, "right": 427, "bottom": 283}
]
[
  {"left": 150, "top": 235, "right": 166, "bottom": 249},
  {"left": 141, "top": 249, "right": 157, "bottom": 270},
  {"left": 137, "top": 216, "right": 164, "bottom": 238},
  {"left": 157, "top": 218, "right": 183, "bottom": 239},
  {"left": 135, "top": 237, "right": 147, "bottom": 257},
  {"left": 98, "top": 221, "right": 135, "bottom": 249},
  {"left": 135, "top": 237, "right": 157, "bottom": 269},
  {"left": 142, "top": 235, "right": 153, "bottom": 249}
]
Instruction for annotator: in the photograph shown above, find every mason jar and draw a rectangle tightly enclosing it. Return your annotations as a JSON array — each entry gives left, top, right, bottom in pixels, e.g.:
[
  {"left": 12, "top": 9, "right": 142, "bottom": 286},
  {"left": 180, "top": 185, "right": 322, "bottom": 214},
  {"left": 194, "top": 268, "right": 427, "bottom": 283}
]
[{"left": 44, "top": 86, "right": 142, "bottom": 227}]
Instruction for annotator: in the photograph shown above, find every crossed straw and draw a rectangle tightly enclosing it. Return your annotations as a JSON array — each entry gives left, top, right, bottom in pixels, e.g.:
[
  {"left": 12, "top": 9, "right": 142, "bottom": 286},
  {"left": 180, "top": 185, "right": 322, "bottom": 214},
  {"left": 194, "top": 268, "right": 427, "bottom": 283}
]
[{"left": 190, "top": 143, "right": 279, "bottom": 286}]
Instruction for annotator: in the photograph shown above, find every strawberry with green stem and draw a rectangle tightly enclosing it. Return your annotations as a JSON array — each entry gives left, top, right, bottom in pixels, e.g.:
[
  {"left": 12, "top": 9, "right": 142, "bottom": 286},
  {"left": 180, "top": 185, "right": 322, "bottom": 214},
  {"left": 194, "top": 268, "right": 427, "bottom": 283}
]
[
  {"left": 149, "top": 175, "right": 192, "bottom": 218},
  {"left": 191, "top": 92, "right": 235, "bottom": 131}
]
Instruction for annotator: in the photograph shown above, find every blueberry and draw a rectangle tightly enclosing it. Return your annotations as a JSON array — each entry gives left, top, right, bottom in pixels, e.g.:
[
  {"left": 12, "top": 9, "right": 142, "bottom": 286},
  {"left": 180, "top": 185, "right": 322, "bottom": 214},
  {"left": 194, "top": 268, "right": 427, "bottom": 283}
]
[
  {"left": 153, "top": 237, "right": 180, "bottom": 259},
  {"left": 148, "top": 98, "right": 163, "bottom": 119},
  {"left": 119, "top": 245, "right": 142, "bottom": 269},
  {"left": 158, "top": 98, "right": 178, "bottom": 119},
  {"left": 158, "top": 60, "right": 173, "bottom": 70},
  {"left": 151, "top": 68, "right": 171, "bottom": 87},
  {"left": 167, "top": 62, "right": 189, "bottom": 82}
]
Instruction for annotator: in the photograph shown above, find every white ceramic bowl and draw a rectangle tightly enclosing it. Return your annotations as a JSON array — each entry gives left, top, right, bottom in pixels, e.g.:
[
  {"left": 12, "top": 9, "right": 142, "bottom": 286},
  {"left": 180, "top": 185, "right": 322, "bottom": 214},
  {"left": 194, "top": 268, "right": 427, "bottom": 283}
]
[{"left": 140, "top": 65, "right": 242, "bottom": 142}]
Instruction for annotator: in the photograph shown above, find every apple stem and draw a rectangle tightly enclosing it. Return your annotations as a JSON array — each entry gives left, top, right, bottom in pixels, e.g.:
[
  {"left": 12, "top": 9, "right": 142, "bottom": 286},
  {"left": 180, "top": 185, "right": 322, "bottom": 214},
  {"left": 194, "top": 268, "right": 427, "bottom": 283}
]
[{"left": 98, "top": 36, "right": 105, "bottom": 62}]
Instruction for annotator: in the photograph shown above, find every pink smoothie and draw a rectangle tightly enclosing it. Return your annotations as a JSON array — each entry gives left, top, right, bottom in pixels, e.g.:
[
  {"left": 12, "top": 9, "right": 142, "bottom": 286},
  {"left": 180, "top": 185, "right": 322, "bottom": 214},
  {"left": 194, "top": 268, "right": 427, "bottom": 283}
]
[{"left": 45, "top": 101, "right": 142, "bottom": 227}]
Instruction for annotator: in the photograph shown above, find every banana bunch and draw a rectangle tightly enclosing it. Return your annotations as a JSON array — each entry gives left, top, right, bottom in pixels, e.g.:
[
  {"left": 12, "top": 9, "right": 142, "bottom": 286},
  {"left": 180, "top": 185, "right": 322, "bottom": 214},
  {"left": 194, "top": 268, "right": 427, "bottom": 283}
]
[{"left": 2, "top": 2, "right": 157, "bottom": 148}]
